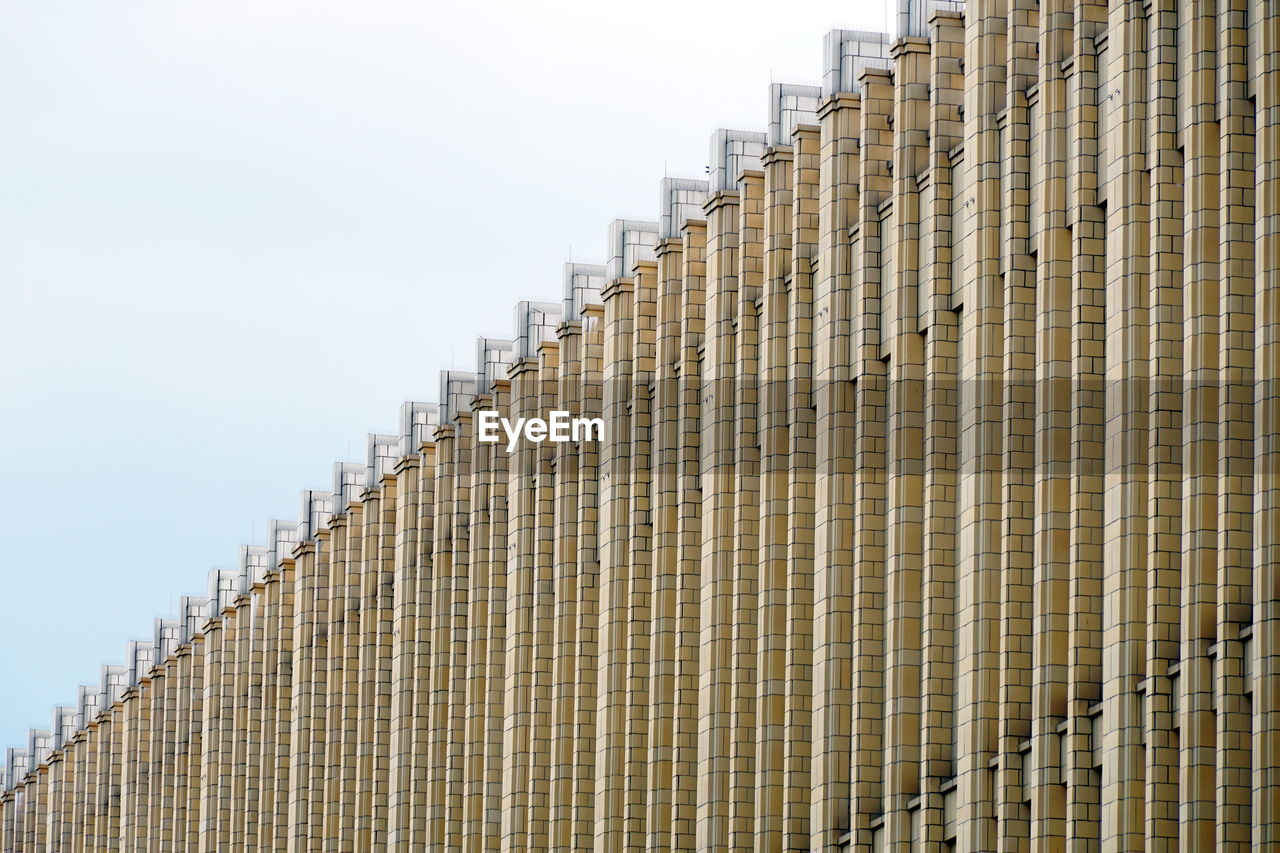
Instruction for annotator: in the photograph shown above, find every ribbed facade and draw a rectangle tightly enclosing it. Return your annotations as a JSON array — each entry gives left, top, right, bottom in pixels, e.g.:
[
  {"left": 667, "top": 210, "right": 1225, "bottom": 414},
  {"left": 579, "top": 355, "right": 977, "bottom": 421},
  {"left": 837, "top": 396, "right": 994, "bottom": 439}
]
[{"left": 4, "top": 1, "right": 1280, "bottom": 849}]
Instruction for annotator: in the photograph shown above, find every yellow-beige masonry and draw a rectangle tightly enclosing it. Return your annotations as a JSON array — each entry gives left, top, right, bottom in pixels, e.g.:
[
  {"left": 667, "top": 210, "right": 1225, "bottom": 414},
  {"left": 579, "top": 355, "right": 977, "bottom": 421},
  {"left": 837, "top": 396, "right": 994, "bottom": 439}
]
[{"left": 4, "top": 0, "right": 1280, "bottom": 849}]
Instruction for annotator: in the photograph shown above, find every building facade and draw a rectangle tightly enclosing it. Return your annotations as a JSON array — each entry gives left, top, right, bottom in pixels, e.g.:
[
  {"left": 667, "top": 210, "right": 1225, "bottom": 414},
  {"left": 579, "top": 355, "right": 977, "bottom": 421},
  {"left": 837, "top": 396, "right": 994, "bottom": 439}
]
[{"left": 3, "top": 0, "right": 1280, "bottom": 849}]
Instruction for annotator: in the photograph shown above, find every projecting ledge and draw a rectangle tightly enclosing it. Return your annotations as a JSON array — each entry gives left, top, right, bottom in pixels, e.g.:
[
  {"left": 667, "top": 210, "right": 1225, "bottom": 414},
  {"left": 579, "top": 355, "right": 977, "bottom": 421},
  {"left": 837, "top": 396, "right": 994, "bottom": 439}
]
[
  {"left": 816, "top": 92, "right": 861, "bottom": 121},
  {"left": 890, "top": 36, "right": 931, "bottom": 57},
  {"left": 600, "top": 278, "right": 634, "bottom": 302}
]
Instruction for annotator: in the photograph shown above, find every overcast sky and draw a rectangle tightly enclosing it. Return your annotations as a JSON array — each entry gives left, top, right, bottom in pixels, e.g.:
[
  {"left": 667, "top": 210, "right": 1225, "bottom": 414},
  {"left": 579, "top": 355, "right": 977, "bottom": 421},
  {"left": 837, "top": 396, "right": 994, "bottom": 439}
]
[{"left": 0, "top": 0, "right": 886, "bottom": 751}]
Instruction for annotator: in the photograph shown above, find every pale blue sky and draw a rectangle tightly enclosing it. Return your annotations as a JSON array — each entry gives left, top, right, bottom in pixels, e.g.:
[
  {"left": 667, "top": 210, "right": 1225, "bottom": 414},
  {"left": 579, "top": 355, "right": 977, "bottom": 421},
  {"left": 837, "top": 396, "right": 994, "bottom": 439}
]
[{"left": 0, "top": 0, "right": 883, "bottom": 750}]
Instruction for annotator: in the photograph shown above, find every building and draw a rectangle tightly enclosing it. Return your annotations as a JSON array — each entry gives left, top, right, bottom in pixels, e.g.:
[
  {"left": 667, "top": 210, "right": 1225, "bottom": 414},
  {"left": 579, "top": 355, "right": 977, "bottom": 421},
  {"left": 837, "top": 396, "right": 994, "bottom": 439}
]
[{"left": 3, "top": 0, "right": 1279, "bottom": 849}]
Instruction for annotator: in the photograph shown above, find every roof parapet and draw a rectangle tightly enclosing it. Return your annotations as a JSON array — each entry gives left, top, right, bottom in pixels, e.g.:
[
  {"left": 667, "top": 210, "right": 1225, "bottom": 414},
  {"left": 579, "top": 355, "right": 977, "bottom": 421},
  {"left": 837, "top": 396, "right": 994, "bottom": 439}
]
[
  {"left": 822, "top": 29, "right": 891, "bottom": 95},
  {"left": 77, "top": 684, "right": 102, "bottom": 726},
  {"left": 3, "top": 748, "right": 29, "bottom": 789},
  {"left": 50, "top": 707, "right": 79, "bottom": 751},
  {"left": 206, "top": 569, "right": 241, "bottom": 617},
  {"left": 27, "top": 729, "right": 51, "bottom": 768},
  {"left": 659, "top": 177, "right": 709, "bottom": 240},
  {"left": 366, "top": 433, "right": 401, "bottom": 486},
  {"left": 399, "top": 401, "right": 438, "bottom": 455},
  {"left": 267, "top": 520, "right": 298, "bottom": 568},
  {"left": 563, "top": 262, "right": 607, "bottom": 321},
  {"left": 125, "top": 640, "right": 154, "bottom": 685},
  {"left": 898, "top": 0, "right": 963, "bottom": 38},
  {"left": 238, "top": 545, "right": 270, "bottom": 590},
  {"left": 475, "top": 338, "right": 515, "bottom": 394},
  {"left": 607, "top": 219, "right": 659, "bottom": 281},
  {"left": 514, "top": 301, "right": 562, "bottom": 360},
  {"left": 768, "top": 83, "right": 822, "bottom": 146},
  {"left": 332, "top": 462, "right": 366, "bottom": 509},
  {"left": 709, "top": 129, "right": 767, "bottom": 193},
  {"left": 180, "top": 595, "right": 208, "bottom": 642},
  {"left": 438, "top": 371, "right": 478, "bottom": 425},
  {"left": 297, "top": 490, "right": 335, "bottom": 541},
  {"left": 152, "top": 618, "right": 181, "bottom": 664},
  {"left": 99, "top": 664, "right": 128, "bottom": 708}
]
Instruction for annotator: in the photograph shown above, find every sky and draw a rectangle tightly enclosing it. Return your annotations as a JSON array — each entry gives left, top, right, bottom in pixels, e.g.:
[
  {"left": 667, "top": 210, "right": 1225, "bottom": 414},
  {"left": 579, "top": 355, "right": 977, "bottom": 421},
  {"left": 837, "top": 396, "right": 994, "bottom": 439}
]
[{"left": 0, "top": 0, "right": 888, "bottom": 751}]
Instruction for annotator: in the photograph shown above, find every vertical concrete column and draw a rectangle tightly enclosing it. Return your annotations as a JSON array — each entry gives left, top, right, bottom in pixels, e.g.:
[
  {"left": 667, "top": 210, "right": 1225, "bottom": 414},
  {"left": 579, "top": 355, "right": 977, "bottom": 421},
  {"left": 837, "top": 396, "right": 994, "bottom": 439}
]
[
  {"left": 238, "top": 547, "right": 269, "bottom": 850},
  {"left": 533, "top": 330, "right": 565, "bottom": 852},
  {"left": 21, "top": 765, "right": 35, "bottom": 852},
  {"left": 626, "top": 258, "right": 658, "bottom": 853},
  {"left": 919, "top": 13, "right": 964, "bottom": 850},
  {"left": 675, "top": 220, "right": 707, "bottom": 852},
  {"left": 27, "top": 731, "right": 52, "bottom": 853},
  {"left": 1214, "top": 0, "right": 1256, "bottom": 848},
  {"left": 732, "top": 167, "right": 764, "bottom": 853},
  {"left": 261, "top": 521, "right": 298, "bottom": 852},
  {"left": 757, "top": 134, "right": 795, "bottom": 853},
  {"left": 1028, "top": 1, "right": 1074, "bottom": 849},
  {"left": 75, "top": 688, "right": 99, "bottom": 853},
  {"left": 146, "top": 658, "right": 167, "bottom": 853},
  {"left": 813, "top": 83, "right": 863, "bottom": 851},
  {"left": 449, "top": 408, "right": 476, "bottom": 851},
  {"left": 100, "top": 667, "right": 128, "bottom": 852},
  {"left": 700, "top": 178, "right": 743, "bottom": 853},
  {"left": 121, "top": 642, "right": 153, "bottom": 853},
  {"left": 356, "top": 436, "right": 398, "bottom": 852},
  {"left": 46, "top": 741, "right": 65, "bottom": 853},
  {"left": 1178, "top": 0, "right": 1222, "bottom": 849},
  {"left": 575, "top": 309, "right": 605, "bottom": 852},
  {"left": 51, "top": 707, "right": 81, "bottom": 853},
  {"left": 57, "top": 731, "right": 81, "bottom": 852},
  {"left": 119, "top": 681, "right": 143, "bottom": 851},
  {"left": 955, "top": 3, "right": 1008, "bottom": 851},
  {"left": 1141, "top": 3, "right": 1185, "bottom": 849},
  {"left": 785, "top": 121, "right": 820, "bottom": 851},
  {"left": 396, "top": 417, "right": 438, "bottom": 853},
  {"left": 199, "top": 578, "right": 228, "bottom": 853},
  {"left": 388, "top": 404, "right": 427, "bottom": 853},
  {"left": 288, "top": 490, "right": 334, "bottom": 851},
  {"left": 6, "top": 752, "right": 30, "bottom": 852},
  {"left": 220, "top": 586, "right": 245, "bottom": 851},
  {"left": 253, "top": 556, "right": 279, "bottom": 853},
  {"left": 998, "top": 4, "right": 1037, "bottom": 846},
  {"left": 427, "top": 375, "right": 474, "bottom": 852},
  {"left": 503, "top": 351, "right": 540, "bottom": 852},
  {"left": 646, "top": 222, "right": 693, "bottom": 852},
  {"left": 1095, "top": 2, "right": 1152, "bottom": 849},
  {"left": 850, "top": 65, "right": 892, "bottom": 853},
  {"left": 0, "top": 787, "right": 10, "bottom": 852},
  {"left": 481, "top": 381, "right": 511, "bottom": 853},
  {"left": 599, "top": 267, "right": 636, "bottom": 851},
  {"left": 326, "top": 463, "right": 366, "bottom": 852},
  {"left": 229, "top": 588, "right": 256, "bottom": 849},
  {"left": 425, "top": 416, "right": 455, "bottom": 851},
  {"left": 287, "top": 533, "right": 318, "bottom": 853},
  {"left": 464, "top": 342, "right": 509, "bottom": 853},
  {"left": 596, "top": 284, "right": 629, "bottom": 843},
  {"left": 550, "top": 311, "right": 585, "bottom": 853},
  {"left": 144, "top": 622, "right": 174, "bottom": 853},
  {"left": 173, "top": 603, "right": 205, "bottom": 853},
  {"left": 1065, "top": 0, "right": 1107, "bottom": 846},
  {"left": 880, "top": 32, "right": 930, "bottom": 853}
]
